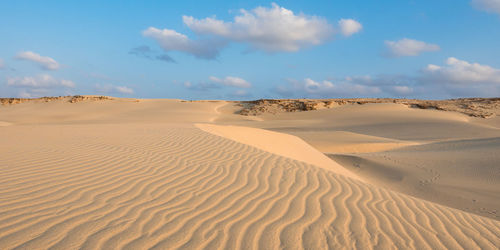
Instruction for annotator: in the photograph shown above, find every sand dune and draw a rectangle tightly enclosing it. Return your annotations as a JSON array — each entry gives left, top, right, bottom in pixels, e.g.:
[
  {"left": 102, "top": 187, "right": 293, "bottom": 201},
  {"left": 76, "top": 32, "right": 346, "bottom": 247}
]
[
  {"left": 1, "top": 97, "right": 499, "bottom": 249},
  {"left": 1, "top": 125, "right": 499, "bottom": 249},
  {"left": 220, "top": 100, "right": 500, "bottom": 221},
  {"left": 195, "top": 123, "right": 360, "bottom": 180}
]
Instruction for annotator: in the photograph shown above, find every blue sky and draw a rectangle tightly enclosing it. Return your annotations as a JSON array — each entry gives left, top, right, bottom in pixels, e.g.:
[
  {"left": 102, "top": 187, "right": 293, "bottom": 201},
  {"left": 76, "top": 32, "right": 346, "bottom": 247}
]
[{"left": 0, "top": 0, "right": 499, "bottom": 99}]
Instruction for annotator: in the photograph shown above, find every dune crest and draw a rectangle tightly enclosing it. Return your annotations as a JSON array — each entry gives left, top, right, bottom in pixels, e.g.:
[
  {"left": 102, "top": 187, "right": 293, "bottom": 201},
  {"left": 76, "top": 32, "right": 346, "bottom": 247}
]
[{"left": 196, "top": 123, "right": 360, "bottom": 180}]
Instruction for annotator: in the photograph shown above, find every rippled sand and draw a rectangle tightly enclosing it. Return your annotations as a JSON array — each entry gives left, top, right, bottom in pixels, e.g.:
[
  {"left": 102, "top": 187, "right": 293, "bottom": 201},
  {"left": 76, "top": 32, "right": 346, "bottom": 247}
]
[{"left": 1, "top": 97, "right": 499, "bottom": 249}]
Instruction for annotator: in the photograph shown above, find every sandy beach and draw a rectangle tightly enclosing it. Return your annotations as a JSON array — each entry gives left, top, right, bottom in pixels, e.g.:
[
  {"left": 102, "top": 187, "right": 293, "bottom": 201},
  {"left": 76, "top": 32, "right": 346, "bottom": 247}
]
[{"left": 0, "top": 97, "right": 499, "bottom": 249}]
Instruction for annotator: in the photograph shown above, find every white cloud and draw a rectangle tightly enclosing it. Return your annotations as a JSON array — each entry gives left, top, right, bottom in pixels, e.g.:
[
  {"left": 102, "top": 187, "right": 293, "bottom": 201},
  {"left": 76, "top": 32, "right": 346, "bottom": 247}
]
[
  {"left": 338, "top": 19, "right": 363, "bottom": 37},
  {"left": 0, "top": 58, "right": 4, "bottom": 69},
  {"left": 183, "top": 3, "right": 334, "bottom": 52},
  {"left": 7, "top": 74, "right": 75, "bottom": 88},
  {"left": 142, "top": 27, "right": 225, "bottom": 59},
  {"left": 95, "top": 84, "right": 134, "bottom": 95},
  {"left": 273, "top": 58, "right": 500, "bottom": 99},
  {"left": 145, "top": 4, "right": 354, "bottom": 59},
  {"left": 472, "top": 0, "right": 500, "bottom": 15},
  {"left": 6, "top": 74, "right": 75, "bottom": 98},
  {"left": 423, "top": 57, "right": 500, "bottom": 84},
  {"left": 209, "top": 76, "right": 252, "bottom": 88},
  {"left": 385, "top": 38, "right": 440, "bottom": 57},
  {"left": 15, "top": 51, "right": 60, "bottom": 70}
]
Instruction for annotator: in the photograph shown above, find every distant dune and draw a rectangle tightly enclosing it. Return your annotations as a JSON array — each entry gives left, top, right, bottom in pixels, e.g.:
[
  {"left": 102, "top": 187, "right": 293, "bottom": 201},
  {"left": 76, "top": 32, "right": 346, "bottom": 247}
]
[{"left": 0, "top": 96, "right": 499, "bottom": 249}]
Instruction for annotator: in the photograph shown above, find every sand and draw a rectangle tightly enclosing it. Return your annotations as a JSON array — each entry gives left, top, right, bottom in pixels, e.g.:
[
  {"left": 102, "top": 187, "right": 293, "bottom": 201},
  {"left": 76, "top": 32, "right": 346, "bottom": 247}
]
[{"left": 0, "top": 97, "right": 499, "bottom": 249}]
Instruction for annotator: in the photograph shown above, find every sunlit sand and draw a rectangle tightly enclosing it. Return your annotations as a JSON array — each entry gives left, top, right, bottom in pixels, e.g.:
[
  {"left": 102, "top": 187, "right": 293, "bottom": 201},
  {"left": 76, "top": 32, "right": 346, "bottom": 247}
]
[{"left": 0, "top": 97, "right": 499, "bottom": 249}]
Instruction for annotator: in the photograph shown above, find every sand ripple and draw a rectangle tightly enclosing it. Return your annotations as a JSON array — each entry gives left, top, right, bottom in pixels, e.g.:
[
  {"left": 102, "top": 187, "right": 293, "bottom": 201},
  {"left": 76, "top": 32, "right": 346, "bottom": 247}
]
[{"left": 0, "top": 125, "right": 499, "bottom": 249}]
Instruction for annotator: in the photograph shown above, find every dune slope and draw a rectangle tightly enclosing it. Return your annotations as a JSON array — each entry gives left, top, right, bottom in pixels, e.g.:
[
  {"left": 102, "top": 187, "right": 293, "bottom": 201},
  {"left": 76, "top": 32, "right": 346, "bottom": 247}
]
[
  {"left": 195, "top": 123, "right": 361, "bottom": 180},
  {"left": 330, "top": 137, "right": 500, "bottom": 220}
]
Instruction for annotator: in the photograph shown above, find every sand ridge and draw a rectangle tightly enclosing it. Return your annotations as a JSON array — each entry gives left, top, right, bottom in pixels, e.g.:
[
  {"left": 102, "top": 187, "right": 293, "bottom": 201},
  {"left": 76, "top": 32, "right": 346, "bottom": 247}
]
[{"left": 196, "top": 123, "right": 361, "bottom": 180}]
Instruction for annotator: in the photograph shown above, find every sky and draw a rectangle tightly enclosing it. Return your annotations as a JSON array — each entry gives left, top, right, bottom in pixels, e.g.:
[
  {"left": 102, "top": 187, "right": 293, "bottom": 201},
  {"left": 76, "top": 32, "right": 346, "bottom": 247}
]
[{"left": 0, "top": 0, "right": 499, "bottom": 100}]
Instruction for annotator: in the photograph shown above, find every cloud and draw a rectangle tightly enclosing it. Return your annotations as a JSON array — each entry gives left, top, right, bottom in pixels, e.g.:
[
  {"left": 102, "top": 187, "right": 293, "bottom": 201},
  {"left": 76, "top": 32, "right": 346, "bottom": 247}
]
[
  {"left": 15, "top": 51, "right": 60, "bottom": 70},
  {"left": 142, "top": 27, "right": 225, "bottom": 59},
  {"left": 129, "top": 45, "right": 176, "bottom": 63},
  {"left": 472, "top": 0, "right": 500, "bottom": 15},
  {"left": 382, "top": 58, "right": 500, "bottom": 97},
  {"left": 338, "top": 19, "right": 363, "bottom": 37},
  {"left": 384, "top": 38, "right": 440, "bottom": 57},
  {"left": 274, "top": 57, "right": 500, "bottom": 99},
  {"left": 6, "top": 74, "right": 75, "bottom": 98},
  {"left": 209, "top": 76, "right": 252, "bottom": 88},
  {"left": 95, "top": 84, "right": 134, "bottom": 95},
  {"left": 7, "top": 74, "right": 75, "bottom": 88},
  {"left": 423, "top": 57, "right": 500, "bottom": 84},
  {"left": 183, "top": 3, "right": 334, "bottom": 52},
  {"left": 144, "top": 4, "right": 359, "bottom": 59},
  {"left": 0, "top": 58, "right": 4, "bottom": 69}
]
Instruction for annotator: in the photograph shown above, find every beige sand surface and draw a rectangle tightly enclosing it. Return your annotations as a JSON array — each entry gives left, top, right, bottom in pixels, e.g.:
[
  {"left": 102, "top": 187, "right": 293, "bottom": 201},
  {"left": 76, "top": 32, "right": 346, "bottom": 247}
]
[
  {"left": 217, "top": 101, "right": 500, "bottom": 220},
  {"left": 195, "top": 124, "right": 360, "bottom": 180},
  {"left": 278, "top": 130, "right": 420, "bottom": 153},
  {"left": 330, "top": 137, "right": 500, "bottom": 220},
  {"left": 1, "top": 97, "right": 499, "bottom": 249}
]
